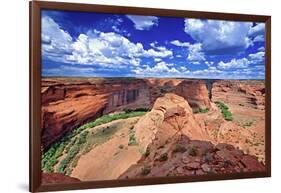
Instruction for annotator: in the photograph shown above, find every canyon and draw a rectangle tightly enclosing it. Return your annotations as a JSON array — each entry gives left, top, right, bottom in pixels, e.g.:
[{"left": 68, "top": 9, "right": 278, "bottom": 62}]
[
  {"left": 41, "top": 77, "right": 211, "bottom": 150},
  {"left": 41, "top": 77, "right": 266, "bottom": 183}
]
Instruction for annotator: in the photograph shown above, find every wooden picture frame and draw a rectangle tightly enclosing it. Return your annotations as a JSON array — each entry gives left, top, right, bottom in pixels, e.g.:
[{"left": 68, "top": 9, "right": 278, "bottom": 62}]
[{"left": 30, "top": 1, "right": 271, "bottom": 192}]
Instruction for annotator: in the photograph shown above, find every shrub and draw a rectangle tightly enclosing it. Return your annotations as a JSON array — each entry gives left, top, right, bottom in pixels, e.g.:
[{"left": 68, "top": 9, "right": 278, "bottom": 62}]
[
  {"left": 215, "top": 101, "right": 233, "bottom": 121},
  {"left": 173, "top": 144, "right": 187, "bottom": 153},
  {"left": 42, "top": 140, "right": 69, "bottom": 172},
  {"left": 128, "top": 132, "right": 138, "bottom": 146},
  {"left": 124, "top": 109, "right": 133, "bottom": 113},
  {"left": 65, "top": 137, "right": 77, "bottom": 154},
  {"left": 189, "top": 146, "right": 198, "bottom": 157},
  {"left": 159, "top": 153, "right": 168, "bottom": 161},
  {"left": 242, "top": 121, "right": 253, "bottom": 128},
  {"left": 77, "top": 131, "right": 89, "bottom": 145},
  {"left": 125, "top": 108, "right": 149, "bottom": 114},
  {"left": 119, "top": 144, "right": 124, "bottom": 149},
  {"left": 141, "top": 165, "right": 151, "bottom": 176},
  {"left": 56, "top": 144, "right": 80, "bottom": 173},
  {"left": 194, "top": 108, "right": 210, "bottom": 114},
  {"left": 135, "top": 108, "right": 150, "bottom": 112}
]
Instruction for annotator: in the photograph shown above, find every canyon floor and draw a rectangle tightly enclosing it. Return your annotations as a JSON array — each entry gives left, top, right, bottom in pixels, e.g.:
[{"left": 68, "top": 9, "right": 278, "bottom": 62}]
[{"left": 40, "top": 77, "right": 266, "bottom": 183}]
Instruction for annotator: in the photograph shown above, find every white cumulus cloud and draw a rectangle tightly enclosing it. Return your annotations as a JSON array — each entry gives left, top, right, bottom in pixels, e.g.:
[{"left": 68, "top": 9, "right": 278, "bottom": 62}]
[
  {"left": 184, "top": 19, "right": 253, "bottom": 54},
  {"left": 126, "top": 15, "right": 158, "bottom": 30},
  {"left": 249, "top": 51, "right": 265, "bottom": 61},
  {"left": 218, "top": 50, "right": 264, "bottom": 69},
  {"left": 42, "top": 16, "right": 173, "bottom": 68},
  {"left": 170, "top": 40, "right": 190, "bottom": 47},
  {"left": 41, "top": 16, "right": 73, "bottom": 61},
  {"left": 248, "top": 23, "right": 265, "bottom": 37},
  {"left": 187, "top": 43, "right": 205, "bottom": 62},
  {"left": 170, "top": 40, "right": 205, "bottom": 63},
  {"left": 133, "top": 61, "right": 180, "bottom": 76},
  {"left": 218, "top": 58, "right": 251, "bottom": 69}
]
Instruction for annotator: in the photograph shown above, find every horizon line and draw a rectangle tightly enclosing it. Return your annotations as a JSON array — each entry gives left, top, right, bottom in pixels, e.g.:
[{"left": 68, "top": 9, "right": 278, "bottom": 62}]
[{"left": 41, "top": 76, "right": 265, "bottom": 80}]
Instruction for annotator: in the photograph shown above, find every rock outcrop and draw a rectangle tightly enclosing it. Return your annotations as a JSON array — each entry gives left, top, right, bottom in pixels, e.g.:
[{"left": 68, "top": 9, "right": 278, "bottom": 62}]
[
  {"left": 42, "top": 173, "right": 80, "bottom": 184},
  {"left": 41, "top": 78, "right": 213, "bottom": 150},
  {"left": 175, "top": 80, "right": 211, "bottom": 110},
  {"left": 209, "top": 80, "right": 266, "bottom": 163},
  {"left": 41, "top": 78, "right": 150, "bottom": 150},
  {"left": 119, "top": 93, "right": 265, "bottom": 179},
  {"left": 134, "top": 93, "right": 210, "bottom": 152},
  {"left": 119, "top": 135, "right": 265, "bottom": 179},
  {"left": 212, "top": 80, "right": 265, "bottom": 110},
  {"left": 41, "top": 78, "right": 265, "bottom": 159}
]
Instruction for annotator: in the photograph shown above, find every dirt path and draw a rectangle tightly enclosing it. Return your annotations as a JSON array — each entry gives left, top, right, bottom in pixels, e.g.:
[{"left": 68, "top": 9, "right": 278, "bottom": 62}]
[{"left": 71, "top": 117, "right": 142, "bottom": 181}]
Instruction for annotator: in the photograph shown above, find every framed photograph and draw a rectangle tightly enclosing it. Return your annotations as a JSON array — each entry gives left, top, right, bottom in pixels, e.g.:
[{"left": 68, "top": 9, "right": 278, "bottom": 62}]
[{"left": 30, "top": 1, "right": 271, "bottom": 192}]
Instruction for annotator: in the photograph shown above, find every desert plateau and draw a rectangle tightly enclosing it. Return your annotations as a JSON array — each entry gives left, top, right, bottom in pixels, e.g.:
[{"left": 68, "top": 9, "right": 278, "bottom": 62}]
[{"left": 41, "top": 77, "right": 266, "bottom": 183}]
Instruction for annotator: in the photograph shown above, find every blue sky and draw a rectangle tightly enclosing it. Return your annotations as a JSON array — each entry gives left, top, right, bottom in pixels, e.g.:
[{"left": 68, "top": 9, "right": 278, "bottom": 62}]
[{"left": 41, "top": 10, "right": 265, "bottom": 79}]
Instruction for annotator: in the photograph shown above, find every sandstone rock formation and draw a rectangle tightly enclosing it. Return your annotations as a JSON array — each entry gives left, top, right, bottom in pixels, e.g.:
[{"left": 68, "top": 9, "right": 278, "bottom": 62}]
[
  {"left": 41, "top": 78, "right": 150, "bottom": 150},
  {"left": 175, "top": 80, "right": 211, "bottom": 110},
  {"left": 212, "top": 80, "right": 265, "bottom": 110},
  {"left": 42, "top": 173, "right": 80, "bottom": 184},
  {"left": 210, "top": 80, "right": 266, "bottom": 162},
  {"left": 41, "top": 78, "right": 266, "bottom": 182},
  {"left": 134, "top": 93, "right": 210, "bottom": 152},
  {"left": 119, "top": 93, "right": 265, "bottom": 179},
  {"left": 119, "top": 135, "right": 265, "bottom": 179},
  {"left": 41, "top": 78, "right": 212, "bottom": 150}
]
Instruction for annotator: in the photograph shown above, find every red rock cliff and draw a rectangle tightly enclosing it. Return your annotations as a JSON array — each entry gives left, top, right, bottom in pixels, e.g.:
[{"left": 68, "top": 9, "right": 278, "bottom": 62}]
[
  {"left": 175, "top": 80, "right": 211, "bottom": 110},
  {"left": 119, "top": 93, "right": 265, "bottom": 179},
  {"left": 41, "top": 78, "right": 151, "bottom": 150}
]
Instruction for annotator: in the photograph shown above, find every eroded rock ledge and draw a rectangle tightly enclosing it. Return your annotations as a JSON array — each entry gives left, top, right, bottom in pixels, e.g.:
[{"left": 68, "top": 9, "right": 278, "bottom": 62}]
[{"left": 119, "top": 93, "right": 265, "bottom": 179}]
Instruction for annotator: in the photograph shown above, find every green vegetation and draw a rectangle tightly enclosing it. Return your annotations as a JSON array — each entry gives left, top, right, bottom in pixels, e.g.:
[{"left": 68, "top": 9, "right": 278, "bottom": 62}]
[
  {"left": 139, "top": 147, "right": 145, "bottom": 155},
  {"left": 241, "top": 121, "right": 253, "bottom": 128},
  {"left": 41, "top": 140, "right": 70, "bottom": 172},
  {"left": 124, "top": 108, "right": 150, "bottom": 114},
  {"left": 194, "top": 108, "right": 210, "bottom": 114},
  {"left": 159, "top": 153, "right": 168, "bottom": 161},
  {"left": 78, "top": 131, "right": 89, "bottom": 145},
  {"left": 56, "top": 130, "right": 89, "bottom": 173},
  {"left": 74, "top": 111, "right": 146, "bottom": 135},
  {"left": 189, "top": 146, "right": 198, "bottom": 157},
  {"left": 128, "top": 132, "right": 138, "bottom": 146},
  {"left": 42, "top": 110, "right": 147, "bottom": 174},
  {"left": 215, "top": 101, "right": 233, "bottom": 121},
  {"left": 141, "top": 165, "right": 151, "bottom": 176},
  {"left": 65, "top": 137, "right": 77, "bottom": 154},
  {"left": 173, "top": 144, "right": 187, "bottom": 153},
  {"left": 139, "top": 147, "right": 150, "bottom": 157},
  {"left": 56, "top": 142, "right": 81, "bottom": 173},
  {"left": 89, "top": 125, "right": 118, "bottom": 146}
]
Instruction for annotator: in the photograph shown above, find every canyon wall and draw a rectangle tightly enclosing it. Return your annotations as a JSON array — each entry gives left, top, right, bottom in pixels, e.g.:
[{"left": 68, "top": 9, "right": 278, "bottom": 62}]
[
  {"left": 41, "top": 78, "right": 265, "bottom": 152},
  {"left": 41, "top": 78, "right": 150, "bottom": 150},
  {"left": 212, "top": 80, "right": 265, "bottom": 110},
  {"left": 119, "top": 93, "right": 264, "bottom": 179},
  {"left": 175, "top": 80, "right": 211, "bottom": 110},
  {"left": 41, "top": 78, "right": 213, "bottom": 150}
]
